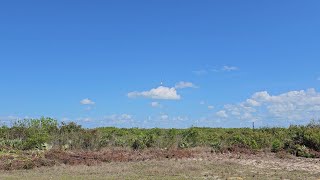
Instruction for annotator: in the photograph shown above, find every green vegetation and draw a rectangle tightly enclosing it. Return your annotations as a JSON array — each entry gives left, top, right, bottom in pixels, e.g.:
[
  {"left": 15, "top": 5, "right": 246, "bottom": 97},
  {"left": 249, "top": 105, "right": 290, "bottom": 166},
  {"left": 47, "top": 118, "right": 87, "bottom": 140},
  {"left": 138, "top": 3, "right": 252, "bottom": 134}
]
[{"left": 0, "top": 117, "right": 320, "bottom": 158}]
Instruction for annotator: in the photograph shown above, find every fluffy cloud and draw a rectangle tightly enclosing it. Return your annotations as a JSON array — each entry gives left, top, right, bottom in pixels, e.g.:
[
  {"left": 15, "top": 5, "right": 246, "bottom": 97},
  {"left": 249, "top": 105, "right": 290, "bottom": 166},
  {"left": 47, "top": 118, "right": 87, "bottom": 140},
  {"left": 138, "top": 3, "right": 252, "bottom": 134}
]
[
  {"left": 172, "top": 116, "right": 189, "bottom": 121},
  {"left": 156, "top": 114, "right": 189, "bottom": 122},
  {"left": 128, "top": 81, "right": 197, "bottom": 100},
  {"left": 199, "top": 101, "right": 214, "bottom": 110},
  {"left": 175, "top": 81, "right": 197, "bottom": 89},
  {"left": 160, "top": 114, "right": 169, "bottom": 120},
  {"left": 0, "top": 116, "right": 23, "bottom": 124},
  {"left": 144, "top": 114, "right": 190, "bottom": 128},
  {"left": 244, "top": 99, "right": 261, "bottom": 107},
  {"left": 216, "top": 88, "right": 320, "bottom": 122},
  {"left": 128, "top": 86, "right": 181, "bottom": 100},
  {"left": 211, "top": 65, "right": 239, "bottom": 72},
  {"left": 222, "top": 66, "right": 238, "bottom": 71},
  {"left": 98, "top": 114, "right": 136, "bottom": 127},
  {"left": 71, "top": 114, "right": 135, "bottom": 127},
  {"left": 103, "top": 114, "right": 133, "bottom": 122},
  {"left": 216, "top": 110, "right": 228, "bottom": 118},
  {"left": 80, "top": 98, "right": 95, "bottom": 105},
  {"left": 0, "top": 115, "right": 37, "bottom": 123},
  {"left": 76, "top": 117, "right": 93, "bottom": 122}
]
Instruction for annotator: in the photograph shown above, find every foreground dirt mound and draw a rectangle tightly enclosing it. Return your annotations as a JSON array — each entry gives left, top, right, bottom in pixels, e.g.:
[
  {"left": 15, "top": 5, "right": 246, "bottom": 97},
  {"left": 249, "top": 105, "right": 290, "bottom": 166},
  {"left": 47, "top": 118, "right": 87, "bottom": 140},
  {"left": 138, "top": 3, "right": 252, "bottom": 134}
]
[
  {"left": 45, "top": 149, "right": 194, "bottom": 166},
  {"left": 0, "top": 149, "right": 194, "bottom": 170},
  {"left": 1, "top": 148, "right": 319, "bottom": 172},
  {"left": 0, "top": 153, "right": 55, "bottom": 170}
]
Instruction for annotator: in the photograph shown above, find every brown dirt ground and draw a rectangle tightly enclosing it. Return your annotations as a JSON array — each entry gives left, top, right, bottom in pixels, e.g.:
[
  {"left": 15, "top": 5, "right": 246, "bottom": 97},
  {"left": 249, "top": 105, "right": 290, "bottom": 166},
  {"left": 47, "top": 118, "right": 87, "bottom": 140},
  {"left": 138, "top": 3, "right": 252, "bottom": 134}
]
[{"left": 0, "top": 148, "right": 319, "bottom": 179}]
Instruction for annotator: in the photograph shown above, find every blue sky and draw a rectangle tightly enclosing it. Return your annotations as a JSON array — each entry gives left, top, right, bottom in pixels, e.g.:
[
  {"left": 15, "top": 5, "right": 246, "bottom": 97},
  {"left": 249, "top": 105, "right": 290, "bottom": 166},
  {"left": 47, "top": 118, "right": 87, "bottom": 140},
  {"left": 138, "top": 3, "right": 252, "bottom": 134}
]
[{"left": 1, "top": 1, "right": 320, "bottom": 128}]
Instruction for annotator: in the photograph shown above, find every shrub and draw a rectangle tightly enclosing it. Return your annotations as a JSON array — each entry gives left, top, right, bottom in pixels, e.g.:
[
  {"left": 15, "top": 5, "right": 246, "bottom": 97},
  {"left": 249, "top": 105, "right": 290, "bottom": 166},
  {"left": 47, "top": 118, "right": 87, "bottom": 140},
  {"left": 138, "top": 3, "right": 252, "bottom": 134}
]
[
  {"left": 249, "top": 140, "right": 259, "bottom": 150},
  {"left": 0, "top": 117, "right": 319, "bottom": 159},
  {"left": 295, "top": 145, "right": 315, "bottom": 158},
  {"left": 132, "top": 138, "right": 146, "bottom": 150},
  {"left": 271, "top": 139, "right": 282, "bottom": 152},
  {"left": 210, "top": 139, "right": 225, "bottom": 152}
]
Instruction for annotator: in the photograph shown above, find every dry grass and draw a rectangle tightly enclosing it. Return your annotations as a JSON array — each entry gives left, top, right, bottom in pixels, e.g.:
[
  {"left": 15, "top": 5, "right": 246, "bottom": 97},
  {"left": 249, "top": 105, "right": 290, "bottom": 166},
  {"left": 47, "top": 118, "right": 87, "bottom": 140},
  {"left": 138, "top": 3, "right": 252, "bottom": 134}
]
[
  {"left": 0, "top": 160, "right": 319, "bottom": 180},
  {"left": 1, "top": 148, "right": 320, "bottom": 180}
]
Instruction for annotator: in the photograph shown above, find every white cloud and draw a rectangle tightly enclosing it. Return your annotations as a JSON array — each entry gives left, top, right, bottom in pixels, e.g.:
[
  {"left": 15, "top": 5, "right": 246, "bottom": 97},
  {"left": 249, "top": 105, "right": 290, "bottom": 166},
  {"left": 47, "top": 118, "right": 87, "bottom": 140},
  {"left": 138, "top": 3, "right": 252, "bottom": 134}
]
[
  {"left": 0, "top": 116, "right": 20, "bottom": 124},
  {"left": 0, "top": 116, "right": 37, "bottom": 124},
  {"left": 245, "top": 99, "right": 261, "bottom": 107},
  {"left": 216, "top": 88, "right": 320, "bottom": 122},
  {"left": 156, "top": 114, "right": 189, "bottom": 122},
  {"left": 199, "top": 101, "right": 214, "bottom": 109},
  {"left": 69, "top": 114, "right": 135, "bottom": 127},
  {"left": 102, "top": 114, "right": 134, "bottom": 125},
  {"left": 172, "top": 116, "right": 189, "bottom": 121},
  {"left": 76, "top": 117, "right": 93, "bottom": 122},
  {"left": 160, "top": 114, "right": 169, "bottom": 120},
  {"left": 80, "top": 98, "right": 95, "bottom": 105},
  {"left": 60, "top": 117, "right": 71, "bottom": 122},
  {"left": 175, "top": 81, "right": 197, "bottom": 89},
  {"left": 151, "top": 102, "right": 162, "bottom": 108},
  {"left": 128, "top": 86, "right": 181, "bottom": 100},
  {"left": 143, "top": 114, "right": 191, "bottom": 128},
  {"left": 211, "top": 65, "right": 239, "bottom": 72},
  {"left": 222, "top": 66, "right": 238, "bottom": 72},
  {"left": 216, "top": 110, "right": 228, "bottom": 118}
]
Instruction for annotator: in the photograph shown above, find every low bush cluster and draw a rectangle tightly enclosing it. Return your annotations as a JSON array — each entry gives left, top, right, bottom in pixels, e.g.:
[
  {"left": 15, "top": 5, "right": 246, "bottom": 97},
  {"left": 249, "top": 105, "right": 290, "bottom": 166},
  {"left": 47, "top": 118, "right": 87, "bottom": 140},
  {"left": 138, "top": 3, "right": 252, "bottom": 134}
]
[
  {"left": 1, "top": 117, "right": 320, "bottom": 158},
  {"left": 0, "top": 118, "right": 100, "bottom": 151}
]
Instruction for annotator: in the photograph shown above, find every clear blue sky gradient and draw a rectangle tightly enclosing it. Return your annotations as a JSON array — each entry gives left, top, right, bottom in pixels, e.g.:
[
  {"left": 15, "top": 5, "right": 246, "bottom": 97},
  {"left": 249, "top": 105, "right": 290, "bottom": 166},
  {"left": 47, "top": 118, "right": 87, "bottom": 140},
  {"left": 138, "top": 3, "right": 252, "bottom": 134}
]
[{"left": 1, "top": 1, "right": 320, "bottom": 128}]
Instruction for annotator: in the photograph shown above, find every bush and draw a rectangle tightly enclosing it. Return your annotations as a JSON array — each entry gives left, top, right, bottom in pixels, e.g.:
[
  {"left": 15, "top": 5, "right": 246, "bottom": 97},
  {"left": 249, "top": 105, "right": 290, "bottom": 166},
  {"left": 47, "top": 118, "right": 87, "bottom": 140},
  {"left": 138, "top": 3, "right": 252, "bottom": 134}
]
[
  {"left": 271, "top": 139, "right": 282, "bottom": 152},
  {"left": 210, "top": 139, "right": 222, "bottom": 151},
  {"left": 0, "top": 118, "right": 319, "bottom": 159},
  {"left": 132, "top": 138, "right": 146, "bottom": 150},
  {"left": 295, "top": 145, "right": 315, "bottom": 158},
  {"left": 250, "top": 140, "right": 259, "bottom": 150},
  {"left": 178, "top": 141, "right": 190, "bottom": 149}
]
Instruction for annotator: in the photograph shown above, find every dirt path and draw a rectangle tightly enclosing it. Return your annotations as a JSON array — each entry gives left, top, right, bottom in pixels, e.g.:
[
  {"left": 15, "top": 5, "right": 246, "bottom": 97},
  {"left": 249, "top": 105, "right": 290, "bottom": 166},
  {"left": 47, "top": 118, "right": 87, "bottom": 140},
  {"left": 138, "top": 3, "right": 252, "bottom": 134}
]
[{"left": 192, "top": 151, "right": 320, "bottom": 173}]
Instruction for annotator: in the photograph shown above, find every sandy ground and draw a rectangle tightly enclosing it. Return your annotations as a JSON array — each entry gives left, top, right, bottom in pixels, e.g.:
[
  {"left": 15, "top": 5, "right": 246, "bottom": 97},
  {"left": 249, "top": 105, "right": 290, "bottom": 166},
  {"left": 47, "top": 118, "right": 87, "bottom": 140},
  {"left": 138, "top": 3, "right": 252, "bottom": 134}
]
[{"left": 1, "top": 149, "right": 319, "bottom": 180}]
